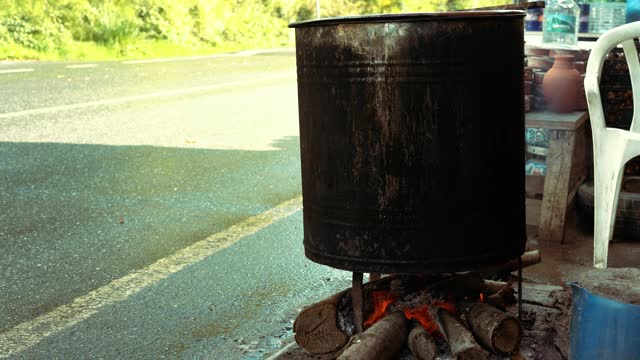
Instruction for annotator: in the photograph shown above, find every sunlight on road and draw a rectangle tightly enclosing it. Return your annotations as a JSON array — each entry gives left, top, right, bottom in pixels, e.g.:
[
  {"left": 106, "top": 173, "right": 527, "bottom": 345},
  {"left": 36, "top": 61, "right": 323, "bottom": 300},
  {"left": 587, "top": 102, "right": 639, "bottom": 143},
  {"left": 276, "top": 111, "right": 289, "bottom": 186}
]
[{"left": 0, "top": 78, "right": 299, "bottom": 151}]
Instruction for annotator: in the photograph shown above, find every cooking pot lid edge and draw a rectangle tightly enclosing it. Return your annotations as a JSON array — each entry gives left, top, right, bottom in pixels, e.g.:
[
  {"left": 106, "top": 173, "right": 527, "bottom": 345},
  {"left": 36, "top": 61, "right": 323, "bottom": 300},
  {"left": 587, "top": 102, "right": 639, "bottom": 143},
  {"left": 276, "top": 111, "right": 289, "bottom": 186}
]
[{"left": 288, "top": 10, "right": 525, "bottom": 28}]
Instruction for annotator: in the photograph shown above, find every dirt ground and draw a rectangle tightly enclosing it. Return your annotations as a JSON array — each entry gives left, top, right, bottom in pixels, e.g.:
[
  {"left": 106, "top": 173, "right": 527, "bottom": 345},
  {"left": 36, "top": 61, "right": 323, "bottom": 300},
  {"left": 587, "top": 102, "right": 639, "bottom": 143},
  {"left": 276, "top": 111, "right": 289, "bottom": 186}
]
[
  {"left": 524, "top": 210, "right": 640, "bottom": 305},
  {"left": 265, "top": 207, "right": 640, "bottom": 360}
]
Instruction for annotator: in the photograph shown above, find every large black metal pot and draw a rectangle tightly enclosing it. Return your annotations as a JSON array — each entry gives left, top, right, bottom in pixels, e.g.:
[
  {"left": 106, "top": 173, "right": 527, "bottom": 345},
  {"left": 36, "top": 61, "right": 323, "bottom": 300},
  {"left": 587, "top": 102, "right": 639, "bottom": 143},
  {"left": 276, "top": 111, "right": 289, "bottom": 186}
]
[{"left": 290, "top": 11, "right": 526, "bottom": 274}]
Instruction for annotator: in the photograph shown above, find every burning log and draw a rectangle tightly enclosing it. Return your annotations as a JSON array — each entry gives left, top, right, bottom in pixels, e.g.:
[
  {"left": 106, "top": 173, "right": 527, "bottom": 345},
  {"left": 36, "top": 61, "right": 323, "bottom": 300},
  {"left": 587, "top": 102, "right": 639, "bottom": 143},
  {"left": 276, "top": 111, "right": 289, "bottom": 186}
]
[
  {"left": 407, "top": 322, "right": 437, "bottom": 360},
  {"left": 293, "top": 275, "right": 412, "bottom": 355},
  {"left": 337, "top": 311, "right": 409, "bottom": 360},
  {"left": 434, "top": 307, "right": 489, "bottom": 360},
  {"left": 462, "top": 302, "right": 523, "bottom": 355},
  {"left": 294, "top": 250, "right": 539, "bottom": 356}
]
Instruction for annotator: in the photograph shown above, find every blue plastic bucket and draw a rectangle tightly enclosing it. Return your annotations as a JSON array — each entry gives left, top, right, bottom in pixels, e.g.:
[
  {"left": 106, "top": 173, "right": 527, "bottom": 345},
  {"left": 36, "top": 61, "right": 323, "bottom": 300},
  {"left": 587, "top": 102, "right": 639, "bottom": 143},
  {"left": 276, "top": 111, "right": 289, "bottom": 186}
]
[{"left": 568, "top": 282, "right": 640, "bottom": 360}]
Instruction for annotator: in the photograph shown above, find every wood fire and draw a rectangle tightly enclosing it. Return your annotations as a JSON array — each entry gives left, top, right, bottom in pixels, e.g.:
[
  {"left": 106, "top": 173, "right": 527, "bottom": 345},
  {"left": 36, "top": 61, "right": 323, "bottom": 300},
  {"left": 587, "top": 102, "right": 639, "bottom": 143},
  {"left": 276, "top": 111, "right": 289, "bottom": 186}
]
[{"left": 293, "top": 250, "right": 542, "bottom": 359}]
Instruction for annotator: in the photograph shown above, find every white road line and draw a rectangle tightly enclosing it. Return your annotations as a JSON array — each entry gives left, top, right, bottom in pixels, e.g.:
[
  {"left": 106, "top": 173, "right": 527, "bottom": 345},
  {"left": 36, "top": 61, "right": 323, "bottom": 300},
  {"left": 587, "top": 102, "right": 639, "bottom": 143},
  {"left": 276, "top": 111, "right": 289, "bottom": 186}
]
[
  {"left": 0, "top": 196, "right": 303, "bottom": 358},
  {"left": 65, "top": 64, "right": 98, "bottom": 69},
  {"left": 0, "top": 73, "right": 295, "bottom": 119},
  {"left": 0, "top": 68, "right": 34, "bottom": 74},
  {"left": 121, "top": 48, "right": 294, "bottom": 64},
  {"left": 232, "top": 48, "right": 295, "bottom": 57},
  {"left": 264, "top": 341, "right": 297, "bottom": 360},
  {"left": 122, "top": 54, "right": 231, "bottom": 65}
]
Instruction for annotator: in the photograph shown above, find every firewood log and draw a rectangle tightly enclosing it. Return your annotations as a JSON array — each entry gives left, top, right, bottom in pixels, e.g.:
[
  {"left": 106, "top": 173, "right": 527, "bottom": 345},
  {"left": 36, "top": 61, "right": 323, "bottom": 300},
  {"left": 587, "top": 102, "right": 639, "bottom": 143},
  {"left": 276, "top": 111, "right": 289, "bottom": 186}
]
[
  {"left": 485, "top": 293, "right": 506, "bottom": 310},
  {"left": 483, "top": 280, "right": 516, "bottom": 310},
  {"left": 293, "top": 250, "right": 539, "bottom": 356},
  {"left": 337, "top": 311, "right": 408, "bottom": 360},
  {"left": 293, "top": 289, "right": 350, "bottom": 355},
  {"left": 407, "top": 322, "right": 437, "bottom": 360},
  {"left": 430, "top": 273, "right": 484, "bottom": 299},
  {"left": 462, "top": 302, "right": 523, "bottom": 355},
  {"left": 441, "top": 251, "right": 540, "bottom": 297},
  {"left": 293, "top": 275, "right": 410, "bottom": 355},
  {"left": 434, "top": 307, "right": 488, "bottom": 360},
  {"left": 476, "top": 250, "right": 541, "bottom": 278},
  {"left": 480, "top": 280, "right": 508, "bottom": 295}
]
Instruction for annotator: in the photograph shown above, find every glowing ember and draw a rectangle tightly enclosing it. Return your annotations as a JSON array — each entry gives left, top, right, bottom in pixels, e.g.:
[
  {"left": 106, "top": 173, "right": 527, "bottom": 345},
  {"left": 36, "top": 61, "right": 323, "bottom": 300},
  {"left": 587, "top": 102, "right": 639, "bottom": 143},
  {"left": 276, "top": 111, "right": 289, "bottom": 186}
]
[
  {"left": 364, "top": 291, "right": 399, "bottom": 328},
  {"left": 479, "top": 293, "right": 485, "bottom": 303},
  {"left": 364, "top": 291, "right": 458, "bottom": 335},
  {"left": 434, "top": 298, "right": 457, "bottom": 315},
  {"left": 404, "top": 306, "right": 439, "bottom": 334},
  {"left": 403, "top": 298, "right": 457, "bottom": 335}
]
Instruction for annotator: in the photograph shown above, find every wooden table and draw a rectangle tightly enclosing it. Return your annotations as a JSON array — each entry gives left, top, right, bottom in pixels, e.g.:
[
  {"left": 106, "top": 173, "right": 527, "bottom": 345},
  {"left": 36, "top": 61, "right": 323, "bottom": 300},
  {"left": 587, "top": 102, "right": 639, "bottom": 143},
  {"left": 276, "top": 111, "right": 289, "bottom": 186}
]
[{"left": 525, "top": 110, "right": 590, "bottom": 243}]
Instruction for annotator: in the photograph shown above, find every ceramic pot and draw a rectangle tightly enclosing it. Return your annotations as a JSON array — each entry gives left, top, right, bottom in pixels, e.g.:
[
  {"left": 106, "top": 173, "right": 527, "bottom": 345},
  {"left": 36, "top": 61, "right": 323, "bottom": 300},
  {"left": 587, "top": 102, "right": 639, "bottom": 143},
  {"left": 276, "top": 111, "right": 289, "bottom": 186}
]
[
  {"left": 525, "top": 46, "right": 549, "bottom": 56},
  {"left": 543, "top": 55, "right": 583, "bottom": 113},
  {"left": 527, "top": 56, "right": 554, "bottom": 71}
]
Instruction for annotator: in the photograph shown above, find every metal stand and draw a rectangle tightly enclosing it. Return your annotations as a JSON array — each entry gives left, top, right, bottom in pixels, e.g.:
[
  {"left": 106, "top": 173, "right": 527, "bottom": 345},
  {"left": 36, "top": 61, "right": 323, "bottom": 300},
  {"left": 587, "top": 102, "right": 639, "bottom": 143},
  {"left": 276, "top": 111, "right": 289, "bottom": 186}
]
[
  {"left": 517, "top": 256, "right": 523, "bottom": 320},
  {"left": 352, "top": 272, "right": 364, "bottom": 333}
]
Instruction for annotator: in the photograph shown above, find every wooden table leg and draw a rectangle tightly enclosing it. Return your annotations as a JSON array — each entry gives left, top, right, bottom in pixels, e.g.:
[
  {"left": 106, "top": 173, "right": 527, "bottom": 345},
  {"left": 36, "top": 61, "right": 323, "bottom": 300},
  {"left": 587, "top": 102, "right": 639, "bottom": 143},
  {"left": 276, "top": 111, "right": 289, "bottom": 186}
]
[{"left": 538, "top": 129, "right": 576, "bottom": 243}]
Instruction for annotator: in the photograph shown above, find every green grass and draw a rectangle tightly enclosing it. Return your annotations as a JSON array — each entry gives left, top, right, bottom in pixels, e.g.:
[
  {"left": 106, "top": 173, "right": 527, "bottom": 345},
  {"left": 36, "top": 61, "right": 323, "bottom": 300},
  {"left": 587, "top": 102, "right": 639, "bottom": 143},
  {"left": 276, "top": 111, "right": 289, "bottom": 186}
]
[
  {"left": 0, "top": 0, "right": 298, "bottom": 61},
  {"left": 0, "top": 0, "right": 509, "bottom": 61},
  {"left": 1, "top": 41, "right": 46, "bottom": 60},
  {"left": 0, "top": 38, "right": 278, "bottom": 61}
]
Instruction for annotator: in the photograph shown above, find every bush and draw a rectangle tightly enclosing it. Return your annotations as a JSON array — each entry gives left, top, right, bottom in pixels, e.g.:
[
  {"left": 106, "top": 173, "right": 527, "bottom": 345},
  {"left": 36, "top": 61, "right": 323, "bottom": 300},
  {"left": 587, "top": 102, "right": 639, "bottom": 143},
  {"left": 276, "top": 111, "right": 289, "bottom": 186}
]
[
  {"left": 0, "top": 14, "right": 72, "bottom": 52},
  {"left": 135, "top": 0, "right": 193, "bottom": 43},
  {"left": 189, "top": 1, "right": 225, "bottom": 46},
  {"left": 82, "top": 4, "right": 139, "bottom": 46},
  {"left": 0, "top": 0, "right": 512, "bottom": 60}
]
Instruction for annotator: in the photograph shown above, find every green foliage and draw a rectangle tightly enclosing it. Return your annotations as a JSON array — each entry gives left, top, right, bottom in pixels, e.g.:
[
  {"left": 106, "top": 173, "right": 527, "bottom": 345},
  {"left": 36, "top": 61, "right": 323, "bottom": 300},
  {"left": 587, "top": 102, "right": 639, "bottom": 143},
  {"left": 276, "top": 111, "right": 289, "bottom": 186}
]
[
  {"left": 0, "top": 0, "right": 513, "bottom": 60},
  {"left": 189, "top": 0, "right": 225, "bottom": 45},
  {"left": 82, "top": 4, "right": 139, "bottom": 46},
  {"left": 135, "top": 0, "right": 190, "bottom": 42},
  {"left": 0, "top": 13, "right": 72, "bottom": 51},
  {"left": 362, "top": 0, "right": 404, "bottom": 14}
]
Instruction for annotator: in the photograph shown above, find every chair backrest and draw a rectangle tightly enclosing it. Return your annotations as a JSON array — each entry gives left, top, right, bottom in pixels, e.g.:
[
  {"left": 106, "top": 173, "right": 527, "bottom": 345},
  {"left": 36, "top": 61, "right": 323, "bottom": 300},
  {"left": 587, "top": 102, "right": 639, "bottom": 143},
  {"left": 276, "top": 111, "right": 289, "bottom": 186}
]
[{"left": 585, "top": 22, "right": 640, "bottom": 134}]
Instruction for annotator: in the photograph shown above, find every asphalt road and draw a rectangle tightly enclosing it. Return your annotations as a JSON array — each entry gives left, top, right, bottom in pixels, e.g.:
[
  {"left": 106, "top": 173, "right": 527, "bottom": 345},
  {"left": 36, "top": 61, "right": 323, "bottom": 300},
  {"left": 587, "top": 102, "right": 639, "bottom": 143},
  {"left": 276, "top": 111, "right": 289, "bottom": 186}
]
[{"left": 0, "top": 51, "right": 352, "bottom": 359}]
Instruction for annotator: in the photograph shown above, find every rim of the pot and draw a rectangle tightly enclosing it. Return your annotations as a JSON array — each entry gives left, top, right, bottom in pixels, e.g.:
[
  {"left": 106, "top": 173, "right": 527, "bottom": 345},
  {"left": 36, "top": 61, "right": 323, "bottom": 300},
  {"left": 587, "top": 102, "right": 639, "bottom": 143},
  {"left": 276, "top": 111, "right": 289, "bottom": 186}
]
[{"left": 289, "top": 10, "right": 525, "bottom": 28}]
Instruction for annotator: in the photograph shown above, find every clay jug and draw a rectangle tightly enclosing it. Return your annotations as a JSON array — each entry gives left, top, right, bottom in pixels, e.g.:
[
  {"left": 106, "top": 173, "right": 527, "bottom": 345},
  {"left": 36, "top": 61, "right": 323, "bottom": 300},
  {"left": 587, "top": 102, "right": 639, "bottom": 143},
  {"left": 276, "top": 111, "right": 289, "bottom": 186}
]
[{"left": 543, "top": 55, "right": 583, "bottom": 113}]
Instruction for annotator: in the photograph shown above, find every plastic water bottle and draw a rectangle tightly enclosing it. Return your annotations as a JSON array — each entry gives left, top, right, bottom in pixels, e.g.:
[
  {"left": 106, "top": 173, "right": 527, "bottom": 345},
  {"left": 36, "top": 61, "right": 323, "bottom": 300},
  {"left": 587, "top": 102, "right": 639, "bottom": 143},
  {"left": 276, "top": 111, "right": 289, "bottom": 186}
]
[
  {"left": 627, "top": 0, "right": 640, "bottom": 23},
  {"left": 590, "top": 1, "right": 626, "bottom": 33},
  {"left": 542, "top": 0, "right": 581, "bottom": 48},
  {"left": 525, "top": 8, "right": 544, "bottom": 31},
  {"left": 579, "top": 3, "right": 590, "bottom": 32}
]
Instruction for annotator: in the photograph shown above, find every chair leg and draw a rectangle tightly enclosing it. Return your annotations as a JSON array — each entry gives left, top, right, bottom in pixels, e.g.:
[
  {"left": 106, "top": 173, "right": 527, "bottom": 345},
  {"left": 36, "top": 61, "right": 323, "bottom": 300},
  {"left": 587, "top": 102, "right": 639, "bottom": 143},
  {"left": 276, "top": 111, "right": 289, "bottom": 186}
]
[
  {"left": 593, "top": 164, "right": 624, "bottom": 269},
  {"left": 609, "top": 176, "right": 624, "bottom": 242}
]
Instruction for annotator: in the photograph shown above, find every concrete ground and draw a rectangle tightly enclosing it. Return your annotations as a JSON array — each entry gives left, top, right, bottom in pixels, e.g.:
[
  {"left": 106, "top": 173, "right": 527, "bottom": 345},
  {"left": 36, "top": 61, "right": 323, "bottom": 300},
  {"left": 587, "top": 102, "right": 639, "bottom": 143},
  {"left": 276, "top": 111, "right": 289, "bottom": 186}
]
[{"left": 524, "top": 208, "right": 640, "bottom": 305}]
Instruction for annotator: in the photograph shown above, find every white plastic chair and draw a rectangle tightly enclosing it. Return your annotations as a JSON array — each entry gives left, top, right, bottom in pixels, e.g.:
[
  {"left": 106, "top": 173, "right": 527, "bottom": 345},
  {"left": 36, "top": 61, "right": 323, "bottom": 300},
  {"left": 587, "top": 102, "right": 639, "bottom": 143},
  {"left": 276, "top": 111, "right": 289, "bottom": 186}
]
[{"left": 585, "top": 21, "right": 640, "bottom": 268}]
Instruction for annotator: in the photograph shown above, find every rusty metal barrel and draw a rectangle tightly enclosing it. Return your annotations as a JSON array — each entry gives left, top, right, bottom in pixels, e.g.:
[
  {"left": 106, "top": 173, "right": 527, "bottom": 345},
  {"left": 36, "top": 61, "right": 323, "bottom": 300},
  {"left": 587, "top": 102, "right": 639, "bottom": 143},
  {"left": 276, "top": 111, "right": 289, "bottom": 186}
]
[{"left": 290, "top": 11, "right": 526, "bottom": 274}]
